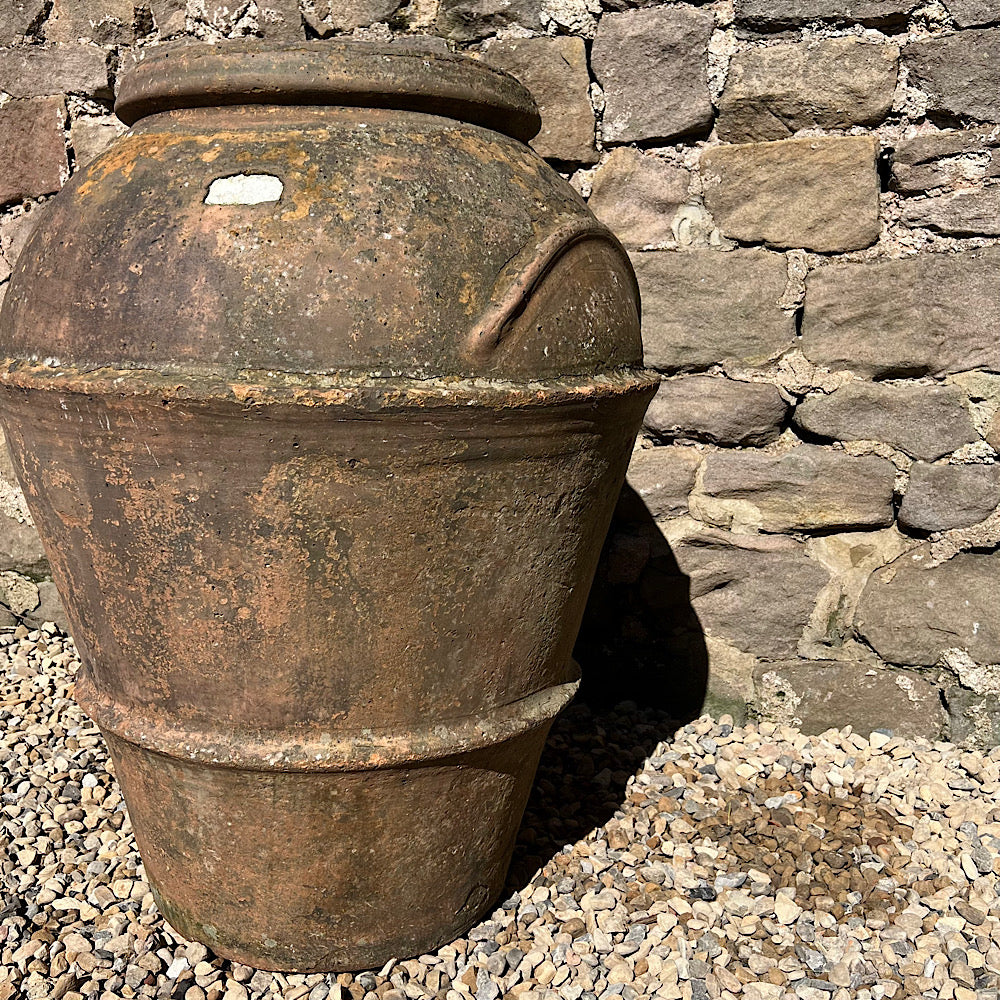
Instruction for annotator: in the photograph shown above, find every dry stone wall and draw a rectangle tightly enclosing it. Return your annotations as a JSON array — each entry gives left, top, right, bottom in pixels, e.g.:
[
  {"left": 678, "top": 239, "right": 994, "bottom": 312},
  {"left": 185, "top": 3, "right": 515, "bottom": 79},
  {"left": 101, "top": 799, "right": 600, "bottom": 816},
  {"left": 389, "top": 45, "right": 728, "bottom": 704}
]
[{"left": 1, "top": 0, "right": 1000, "bottom": 743}]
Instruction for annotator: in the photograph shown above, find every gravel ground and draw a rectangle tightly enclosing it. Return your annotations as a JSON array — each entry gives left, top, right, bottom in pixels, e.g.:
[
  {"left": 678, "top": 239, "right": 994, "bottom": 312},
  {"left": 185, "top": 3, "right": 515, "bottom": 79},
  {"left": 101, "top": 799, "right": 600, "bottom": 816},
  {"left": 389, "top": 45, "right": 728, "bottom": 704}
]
[{"left": 2, "top": 625, "right": 1000, "bottom": 1000}]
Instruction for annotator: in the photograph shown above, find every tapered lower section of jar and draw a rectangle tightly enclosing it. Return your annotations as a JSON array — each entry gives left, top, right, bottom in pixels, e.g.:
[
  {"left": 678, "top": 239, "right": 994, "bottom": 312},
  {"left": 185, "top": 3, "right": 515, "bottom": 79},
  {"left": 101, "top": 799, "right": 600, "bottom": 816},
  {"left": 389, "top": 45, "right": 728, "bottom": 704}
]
[{"left": 96, "top": 679, "right": 576, "bottom": 973}]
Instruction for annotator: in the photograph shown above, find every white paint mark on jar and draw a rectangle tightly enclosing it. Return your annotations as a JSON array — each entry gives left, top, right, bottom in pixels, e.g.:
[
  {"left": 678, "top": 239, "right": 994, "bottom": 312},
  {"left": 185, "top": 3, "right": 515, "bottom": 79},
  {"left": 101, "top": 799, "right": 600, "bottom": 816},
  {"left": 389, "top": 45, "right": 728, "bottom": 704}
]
[{"left": 204, "top": 173, "right": 283, "bottom": 205}]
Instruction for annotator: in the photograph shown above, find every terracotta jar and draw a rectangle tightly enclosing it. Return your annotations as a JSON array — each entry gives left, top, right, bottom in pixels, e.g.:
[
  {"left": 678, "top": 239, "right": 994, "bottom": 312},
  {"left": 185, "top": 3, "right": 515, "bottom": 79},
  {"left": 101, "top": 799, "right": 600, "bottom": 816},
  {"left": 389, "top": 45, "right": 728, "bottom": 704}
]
[{"left": 0, "top": 41, "right": 657, "bottom": 971}]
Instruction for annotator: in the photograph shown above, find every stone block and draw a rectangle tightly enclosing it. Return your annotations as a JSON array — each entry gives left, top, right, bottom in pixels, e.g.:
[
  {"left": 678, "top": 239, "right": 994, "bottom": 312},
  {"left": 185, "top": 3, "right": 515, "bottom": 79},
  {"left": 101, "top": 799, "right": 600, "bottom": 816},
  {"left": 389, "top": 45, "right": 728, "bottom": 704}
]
[
  {"left": 801, "top": 249, "right": 1000, "bottom": 378},
  {"left": 644, "top": 376, "right": 788, "bottom": 447},
  {"left": 734, "top": 0, "right": 920, "bottom": 28},
  {"left": 899, "top": 463, "right": 1000, "bottom": 533},
  {"left": 905, "top": 29, "right": 1000, "bottom": 125},
  {"left": 258, "top": 0, "right": 306, "bottom": 40},
  {"left": 0, "top": 510, "right": 46, "bottom": 576},
  {"left": 666, "top": 528, "right": 830, "bottom": 658},
  {"left": 592, "top": 7, "right": 714, "bottom": 144},
  {"left": 631, "top": 249, "right": 795, "bottom": 372},
  {"left": 945, "top": 0, "right": 1000, "bottom": 26},
  {"left": 717, "top": 38, "right": 898, "bottom": 143},
  {"left": 0, "top": 0, "right": 46, "bottom": 44},
  {"left": 901, "top": 187, "right": 1000, "bottom": 236},
  {"left": 944, "top": 687, "right": 1000, "bottom": 748},
  {"left": 691, "top": 445, "right": 896, "bottom": 534},
  {"left": 482, "top": 37, "right": 596, "bottom": 164},
  {"left": 624, "top": 446, "right": 702, "bottom": 520},
  {"left": 700, "top": 135, "right": 880, "bottom": 253},
  {"left": 587, "top": 148, "right": 690, "bottom": 248},
  {"left": 47, "top": 0, "right": 134, "bottom": 45},
  {"left": 0, "top": 97, "right": 68, "bottom": 208},
  {"left": 436, "top": 0, "right": 541, "bottom": 40},
  {"left": 892, "top": 126, "right": 1000, "bottom": 193},
  {"left": 149, "top": 0, "right": 185, "bottom": 34},
  {"left": 303, "top": 0, "right": 405, "bottom": 34},
  {"left": 858, "top": 546, "right": 1000, "bottom": 665},
  {"left": 24, "top": 581, "right": 68, "bottom": 631},
  {"left": 754, "top": 660, "right": 946, "bottom": 740},
  {"left": 794, "top": 382, "right": 977, "bottom": 461},
  {"left": 0, "top": 44, "right": 111, "bottom": 99},
  {"left": 70, "top": 115, "right": 124, "bottom": 170}
]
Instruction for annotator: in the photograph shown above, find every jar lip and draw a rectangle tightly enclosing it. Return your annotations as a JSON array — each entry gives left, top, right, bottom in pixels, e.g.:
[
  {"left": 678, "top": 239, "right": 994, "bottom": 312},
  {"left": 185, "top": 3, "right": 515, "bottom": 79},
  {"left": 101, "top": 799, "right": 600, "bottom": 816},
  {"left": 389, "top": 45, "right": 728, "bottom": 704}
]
[{"left": 114, "top": 39, "right": 542, "bottom": 143}]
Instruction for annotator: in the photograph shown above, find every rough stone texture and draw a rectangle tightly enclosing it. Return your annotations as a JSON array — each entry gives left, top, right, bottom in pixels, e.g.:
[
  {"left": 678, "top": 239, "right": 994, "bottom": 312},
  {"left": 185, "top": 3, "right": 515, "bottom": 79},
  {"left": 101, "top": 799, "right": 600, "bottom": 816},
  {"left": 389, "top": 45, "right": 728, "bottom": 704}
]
[
  {"left": 591, "top": 7, "right": 714, "bottom": 145},
  {"left": 670, "top": 528, "right": 830, "bottom": 658},
  {"left": 801, "top": 248, "right": 1000, "bottom": 378},
  {"left": 700, "top": 136, "right": 880, "bottom": 253},
  {"left": 643, "top": 376, "right": 788, "bottom": 447},
  {"left": 69, "top": 116, "right": 124, "bottom": 170},
  {"left": 754, "top": 660, "right": 946, "bottom": 739},
  {"left": 892, "top": 126, "right": 1000, "bottom": 193},
  {"left": 623, "top": 446, "right": 702, "bottom": 519},
  {"left": 898, "top": 462, "right": 1000, "bottom": 533},
  {"left": 0, "top": 98, "right": 69, "bottom": 208},
  {"left": 0, "top": 0, "right": 45, "bottom": 44},
  {"left": 858, "top": 547, "right": 1000, "bottom": 666},
  {"left": 258, "top": 0, "right": 306, "bottom": 40},
  {"left": 0, "top": 44, "right": 111, "bottom": 99},
  {"left": 905, "top": 30, "right": 1000, "bottom": 125},
  {"left": 47, "top": 0, "right": 135, "bottom": 45},
  {"left": 304, "top": 0, "right": 406, "bottom": 34},
  {"left": 482, "top": 37, "right": 597, "bottom": 164},
  {"left": 436, "top": 0, "right": 541, "bottom": 40},
  {"left": 794, "top": 381, "right": 978, "bottom": 460},
  {"left": 945, "top": 686, "right": 1000, "bottom": 747},
  {"left": 631, "top": 249, "right": 795, "bottom": 372},
  {"left": 717, "top": 38, "right": 898, "bottom": 143},
  {"left": 901, "top": 186, "right": 1000, "bottom": 236},
  {"left": 149, "top": 0, "right": 186, "bottom": 34},
  {"left": 587, "top": 148, "right": 690, "bottom": 248},
  {"left": 945, "top": 0, "right": 1000, "bottom": 26},
  {"left": 734, "top": 0, "right": 921, "bottom": 28},
  {"left": 691, "top": 445, "right": 897, "bottom": 534}
]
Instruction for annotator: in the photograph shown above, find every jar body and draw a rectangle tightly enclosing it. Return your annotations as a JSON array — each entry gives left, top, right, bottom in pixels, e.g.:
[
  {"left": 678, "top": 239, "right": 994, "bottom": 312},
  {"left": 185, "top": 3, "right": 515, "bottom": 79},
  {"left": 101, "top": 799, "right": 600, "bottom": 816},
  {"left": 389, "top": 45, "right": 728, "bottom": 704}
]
[{"left": 0, "top": 78, "right": 655, "bottom": 972}]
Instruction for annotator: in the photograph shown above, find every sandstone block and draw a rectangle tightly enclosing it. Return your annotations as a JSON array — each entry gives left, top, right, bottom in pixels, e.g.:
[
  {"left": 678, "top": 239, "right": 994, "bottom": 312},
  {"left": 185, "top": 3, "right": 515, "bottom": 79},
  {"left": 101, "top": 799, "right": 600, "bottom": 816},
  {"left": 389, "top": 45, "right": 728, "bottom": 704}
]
[
  {"left": 624, "top": 446, "right": 702, "bottom": 520},
  {"left": 858, "top": 547, "right": 1000, "bottom": 665},
  {"left": 901, "top": 187, "right": 1000, "bottom": 236},
  {"left": 892, "top": 127, "right": 1000, "bottom": 193},
  {"left": 945, "top": 0, "right": 1000, "bottom": 26},
  {"left": 754, "top": 660, "right": 946, "bottom": 739},
  {"left": 717, "top": 38, "right": 898, "bottom": 143},
  {"left": 436, "top": 0, "right": 541, "bottom": 40},
  {"left": 587, "top": 148, "right": 690, "bottom": 248},
  {"left": 944, "top": 687, "right": 1000, "bottom": 748},
  {"left": 0, "top": 44, "right": 111, "bottom": 99},
  {"left": 48, "top": 0, "right": 134, "bottom": 45},
  {"left": 0, "top": 0, "right": 46, "bottom": 44},
  {"left": 899, "top": 463, "right": 1000, "bottom": 533},
  {"left": 794, "top": 382, "right": 977, "bottom": 461},
  {"left": 801, "top": 249, "right": 1000, "bottom": 378},
  {"left": 0, "top": 98, "right": 68, "bottom": 208},
  {"left": 149, "top": 0, "right": 185, "bottom": 34},
  {"left": 668, "top": 529, "right": 830, "bottom": 658},
  {"left": 258, "top": 0, "right": 306, "bottom": 40},
  {"left": 691, "top": 445, "right": 896, "bottom": 534},
  {"left": 24, "top": 581, "right": 67, "bottom": 630},
  {"left": 734, "top": 0, "right": 920, "bottom": 28},
  {"left": 631, "top": 249, "right": 795, "bottom": 372},
  {"left": 700, "top": 135, "right": 880, "bottom": 252},
  {"left": 644, "top": 376, "right": 788, "bottom": 447},
  {"left": 592, "top": 7, "right": 714, "bottom": 144},
  {"left": 70, "top": 115, "right": 124, "bottom": 170},
  {"left": 905, "top": 29, "right": 1000, "bottom": 125},
  {"left": 483, "top": 37, "right": 596, "bottom": 164},
  {"left": 0, "top": 511, "right": 46, "bottom": 575},
  {"left": 300, "top": 0, "right": 404, "bottom": 34}
]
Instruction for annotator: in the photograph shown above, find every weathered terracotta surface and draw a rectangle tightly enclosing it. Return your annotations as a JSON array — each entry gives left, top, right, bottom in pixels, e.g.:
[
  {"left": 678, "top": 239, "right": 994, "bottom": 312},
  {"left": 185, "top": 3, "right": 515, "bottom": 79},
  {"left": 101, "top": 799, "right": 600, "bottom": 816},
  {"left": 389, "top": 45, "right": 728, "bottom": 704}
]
[{"left": 0, "top": 41, "right": 656, "bottom": 971}]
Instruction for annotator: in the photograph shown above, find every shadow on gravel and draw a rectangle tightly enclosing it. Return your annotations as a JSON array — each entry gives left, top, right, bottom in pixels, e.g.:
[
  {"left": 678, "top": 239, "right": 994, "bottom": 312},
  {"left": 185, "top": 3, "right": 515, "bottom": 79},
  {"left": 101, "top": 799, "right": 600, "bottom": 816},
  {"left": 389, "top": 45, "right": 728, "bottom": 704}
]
[{"left": 508, "top": 485, "right": 710, "bottom": 887}]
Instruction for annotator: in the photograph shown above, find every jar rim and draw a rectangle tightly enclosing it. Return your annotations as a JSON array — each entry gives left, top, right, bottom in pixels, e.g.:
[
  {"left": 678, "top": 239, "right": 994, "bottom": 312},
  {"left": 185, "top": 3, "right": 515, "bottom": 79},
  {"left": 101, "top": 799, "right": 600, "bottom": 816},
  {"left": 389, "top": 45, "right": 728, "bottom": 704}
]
[{"left": 114, "top": 39, "right": 542, "bottom": 143}]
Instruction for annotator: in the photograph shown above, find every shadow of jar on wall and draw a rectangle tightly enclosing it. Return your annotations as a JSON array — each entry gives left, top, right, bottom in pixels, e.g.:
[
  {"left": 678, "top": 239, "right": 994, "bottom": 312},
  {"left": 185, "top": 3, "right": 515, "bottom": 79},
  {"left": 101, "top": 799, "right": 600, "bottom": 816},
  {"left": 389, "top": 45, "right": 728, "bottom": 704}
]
[{"left": 508, "top": 483, "right": 709, "bottom": 887}]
